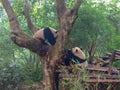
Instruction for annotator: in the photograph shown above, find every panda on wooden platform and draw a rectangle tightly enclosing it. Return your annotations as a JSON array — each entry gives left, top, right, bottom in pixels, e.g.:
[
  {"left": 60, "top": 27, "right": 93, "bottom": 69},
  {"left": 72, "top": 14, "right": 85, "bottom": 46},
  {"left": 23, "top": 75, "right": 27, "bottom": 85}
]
[
  {"left": 63, "top": 47, "right": 88, "bottom": 68},
  {"left": 33, "top": 27, "right": 58, "bottom": 46}
]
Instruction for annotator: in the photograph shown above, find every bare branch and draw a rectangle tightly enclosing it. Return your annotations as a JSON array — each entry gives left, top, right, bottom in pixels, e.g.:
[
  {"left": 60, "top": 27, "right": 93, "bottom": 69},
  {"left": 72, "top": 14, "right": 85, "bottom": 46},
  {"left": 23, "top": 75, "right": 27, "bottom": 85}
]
[
  {"left": 24, "top": 0, "right": 38, "bottom": 33},
  {"left": 1, "top": 0, "right": 21, "bottom": 32},
  {"left": 55, "top": 0, "right": 67, "bottom": 21},
  {"left": 71, "top": 0, "right": 82, "bottom": 14},
  {"left": 66, "top": 0, "right": 83, "bottom": 26}
]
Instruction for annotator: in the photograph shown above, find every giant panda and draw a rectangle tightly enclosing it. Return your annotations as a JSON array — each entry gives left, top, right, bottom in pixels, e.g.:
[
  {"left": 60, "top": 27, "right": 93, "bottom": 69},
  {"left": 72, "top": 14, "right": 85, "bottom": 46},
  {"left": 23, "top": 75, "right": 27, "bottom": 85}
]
[
  {"left": 33, "top": 27, "right": 58, "bottom": 46},
  {"left": 63, "top": 47, "right": 88, "bottom": 68}
]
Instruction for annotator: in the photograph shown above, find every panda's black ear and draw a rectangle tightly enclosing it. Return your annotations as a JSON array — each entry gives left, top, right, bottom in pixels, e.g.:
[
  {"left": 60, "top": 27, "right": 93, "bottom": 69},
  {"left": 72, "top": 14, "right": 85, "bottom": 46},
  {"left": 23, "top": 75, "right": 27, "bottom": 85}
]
[
  {"left": 80, "top": 48, "right": 83, "bottom": 50},
  {"left": 76, "top": 49, "right": 78, "bottom": 52},
  {"left": 55, "top": 31, "right": 58, "bottom": 33}
]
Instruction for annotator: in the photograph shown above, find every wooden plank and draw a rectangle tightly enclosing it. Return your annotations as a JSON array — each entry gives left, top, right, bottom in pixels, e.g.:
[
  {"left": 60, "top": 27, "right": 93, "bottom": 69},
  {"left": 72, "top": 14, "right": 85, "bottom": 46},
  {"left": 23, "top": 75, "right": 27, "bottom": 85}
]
[
  {"left": 115, "top": 50, "right": 120, "bottom": 52},
  {"left": 85, "top": 79, "right": 120, "bottom": 83},
  {"left": 106, "top": 53, "right": 112, "bottom": 56},
  {"left": 84, "top": 74, "right": 120, "bottom": 79},
  {"left": 87, "top": 64, "right": 119, "bottom": 74},
  {"left": 115, "top": 56, "right": 120, "bottom": 60}
]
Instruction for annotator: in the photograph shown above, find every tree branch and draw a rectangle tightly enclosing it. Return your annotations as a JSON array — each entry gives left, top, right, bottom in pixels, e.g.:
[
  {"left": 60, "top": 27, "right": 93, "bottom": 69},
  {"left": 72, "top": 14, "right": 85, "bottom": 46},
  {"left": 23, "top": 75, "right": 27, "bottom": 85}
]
[
  {"left": 1, "top": 0, "right": 21, "bottom": 32},
  {"left": 63, "top": 0, "right": 83, "bottom": 27},
  {"left": 1, "top": 0, "right": 49, "bottom": 56},
  {"left": 55, "top": 0, "right": 67, "bottom": 21},
  {"left": 24, "top": 0, "right": 38, "bottom": 33},
  {"left": 71, "top": 0, "right": 82, "bottom": 14},
  {"left": 11, "top": 31, "right": 49, "bottom": 56}
]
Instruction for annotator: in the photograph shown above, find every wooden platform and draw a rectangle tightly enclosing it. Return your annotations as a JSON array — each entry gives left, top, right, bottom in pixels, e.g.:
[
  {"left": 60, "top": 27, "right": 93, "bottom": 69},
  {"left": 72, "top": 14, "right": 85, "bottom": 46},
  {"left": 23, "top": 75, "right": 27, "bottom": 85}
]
[
  {"left": 84, "top": 74, "right": 120, "bottom": 83},
  {"left": 87, "top": 64, "right": 119, "bottom": 74},
  {"left": 84, "top": 64, "right": 120, "bottom": 83}
]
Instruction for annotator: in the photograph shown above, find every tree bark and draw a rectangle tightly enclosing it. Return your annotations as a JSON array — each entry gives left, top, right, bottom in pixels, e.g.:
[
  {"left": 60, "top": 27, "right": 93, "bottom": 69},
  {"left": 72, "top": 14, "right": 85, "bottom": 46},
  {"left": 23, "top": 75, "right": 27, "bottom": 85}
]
[
  {"left": 1, "top": 0, "right": 83, "bottom": 90},
  {"left": 24, "top": 0, "right": 38, "bottom": 33}
]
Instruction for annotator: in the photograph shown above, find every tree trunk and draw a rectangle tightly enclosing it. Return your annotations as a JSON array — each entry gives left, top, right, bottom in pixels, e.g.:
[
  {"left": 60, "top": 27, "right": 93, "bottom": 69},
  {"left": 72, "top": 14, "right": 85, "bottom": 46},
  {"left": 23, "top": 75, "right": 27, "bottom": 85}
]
[
  {"left": 41, "top": 57, "right": 52, "bottom": 90},
  {"left": 87, "top": 40, "right": 96, "bottom": 64},
  {"left": 1, "top": 0, "right": 83, "bottom": 90}
]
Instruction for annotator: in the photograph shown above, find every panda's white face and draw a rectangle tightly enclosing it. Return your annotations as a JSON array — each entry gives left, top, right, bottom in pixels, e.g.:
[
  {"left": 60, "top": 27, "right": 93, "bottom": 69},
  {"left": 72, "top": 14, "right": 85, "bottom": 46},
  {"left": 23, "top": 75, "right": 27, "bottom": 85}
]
[{"left": 72, "top": 47, "right": 86, "bottom": 59}]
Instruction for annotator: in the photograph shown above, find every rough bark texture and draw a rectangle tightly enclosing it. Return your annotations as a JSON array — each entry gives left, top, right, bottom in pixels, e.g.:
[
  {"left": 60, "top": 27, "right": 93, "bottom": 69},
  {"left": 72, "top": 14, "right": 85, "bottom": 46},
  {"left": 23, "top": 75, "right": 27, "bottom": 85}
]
[{"left": 1, "top": 0, "right": 83, "bottom": 90}]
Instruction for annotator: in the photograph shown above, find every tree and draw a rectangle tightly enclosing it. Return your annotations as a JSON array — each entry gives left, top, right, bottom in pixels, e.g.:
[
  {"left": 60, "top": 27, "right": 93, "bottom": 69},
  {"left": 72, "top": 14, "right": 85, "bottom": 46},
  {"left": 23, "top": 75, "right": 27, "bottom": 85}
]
[{"left": 1, "top": 0, "right": 82, "bottom": 90}]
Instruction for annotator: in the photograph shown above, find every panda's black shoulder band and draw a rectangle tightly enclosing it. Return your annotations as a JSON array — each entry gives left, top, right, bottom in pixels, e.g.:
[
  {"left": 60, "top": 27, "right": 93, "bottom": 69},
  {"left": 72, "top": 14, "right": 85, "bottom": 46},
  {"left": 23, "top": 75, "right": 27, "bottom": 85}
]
[
  {"left": 44, "top": 27, "right": 56, "bottom": 45},
  {"left": 75, "top": 57, "right": 86, "bottom": 63}
]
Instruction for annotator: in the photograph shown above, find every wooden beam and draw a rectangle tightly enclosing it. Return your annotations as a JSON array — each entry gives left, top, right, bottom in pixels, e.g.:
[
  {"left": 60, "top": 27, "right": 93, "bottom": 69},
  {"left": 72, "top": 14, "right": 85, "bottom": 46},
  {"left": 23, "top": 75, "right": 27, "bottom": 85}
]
[
  {"left": 85, "top": 79, "right": 120, "bottom": 83},
  {"left": 84, "top": 74, "right": 120, "bottom": 79}
]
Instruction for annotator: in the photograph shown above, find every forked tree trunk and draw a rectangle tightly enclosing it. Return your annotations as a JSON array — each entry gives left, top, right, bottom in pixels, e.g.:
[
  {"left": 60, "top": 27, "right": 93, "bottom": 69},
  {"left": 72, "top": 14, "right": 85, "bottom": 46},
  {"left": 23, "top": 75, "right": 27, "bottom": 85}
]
[{"left": 1, "top": 0, "right": 83, "bottom": 90}]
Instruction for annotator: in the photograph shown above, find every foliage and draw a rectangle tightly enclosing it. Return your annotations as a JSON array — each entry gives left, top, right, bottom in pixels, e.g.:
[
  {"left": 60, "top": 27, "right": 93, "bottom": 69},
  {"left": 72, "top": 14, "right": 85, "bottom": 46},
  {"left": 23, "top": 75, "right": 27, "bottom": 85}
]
[
  {"left": 59, "top": 65, "right": 88, "bottom": 90},
  {"left": 70, "top": 0, "right": 115, "bottom": 54},
  {"left": 113, "top": 61, "right": 120, "bottom": 68},
  {"left": 29, "top": 0, "right": 58, "bottom": 28},
  {"left": 0, "top": 6, "right": 42, "bottom": 89},
  {"left": 70, "top": 67, "right": 89, "bottom": 90},
  {"left": 0, "top": 59, "right": 25, "bottom": 90},
  {"left": 66, "top": 0, "right": 120, "bottom": 63}
]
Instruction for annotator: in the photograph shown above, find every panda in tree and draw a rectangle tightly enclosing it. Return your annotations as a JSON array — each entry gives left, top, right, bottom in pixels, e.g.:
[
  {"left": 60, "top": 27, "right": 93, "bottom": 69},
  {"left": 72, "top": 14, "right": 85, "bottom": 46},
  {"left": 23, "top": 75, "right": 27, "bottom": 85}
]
[
  {"left": 63, "top": 47, "right": 88, "bottom": 68},
  {"left": 33, "top": 27, "right": 58, "bottom": 46},
  {"left": 34, "top": 28, "right": 88, "bottom": 67}
]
